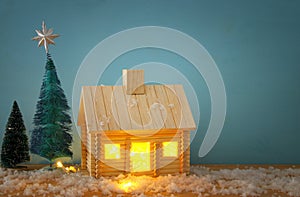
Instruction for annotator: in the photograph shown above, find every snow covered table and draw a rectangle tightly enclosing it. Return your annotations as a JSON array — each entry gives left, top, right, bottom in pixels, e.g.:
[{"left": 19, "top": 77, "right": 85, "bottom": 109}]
[{"left": 0, "top": 164, "right": 299, "bottom": 197}]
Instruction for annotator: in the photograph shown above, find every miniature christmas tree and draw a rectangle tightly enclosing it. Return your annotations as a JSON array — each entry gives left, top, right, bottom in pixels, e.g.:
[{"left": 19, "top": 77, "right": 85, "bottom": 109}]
[
  {"left": 1, "top": 101, "right": 30, "bottom": 168},
  {"left": 30, "top": 21, "right": 73, "bottom": 163}
]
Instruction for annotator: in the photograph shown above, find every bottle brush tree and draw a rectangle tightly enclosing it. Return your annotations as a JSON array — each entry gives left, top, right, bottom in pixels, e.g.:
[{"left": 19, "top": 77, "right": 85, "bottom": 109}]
[
  {"left": 1, "top": 101, "right": 30, "bottom": 168},
  {"left": 30, "top": 54, "right": 73, "bottom": 164}
]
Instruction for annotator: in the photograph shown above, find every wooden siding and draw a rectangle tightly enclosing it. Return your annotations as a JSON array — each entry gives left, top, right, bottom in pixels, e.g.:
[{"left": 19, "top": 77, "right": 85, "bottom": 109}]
[
  {"left": 80, "top": 124, "right": 87, "bottom": 170},
  {"left": 81, "top": 130, "right": 189, "bottom": 177}
]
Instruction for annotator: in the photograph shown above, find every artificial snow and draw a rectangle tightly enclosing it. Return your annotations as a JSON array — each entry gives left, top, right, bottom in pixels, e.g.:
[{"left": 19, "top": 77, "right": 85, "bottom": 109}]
[
  {"left": 0, "top": 166, "right": 299, "bottom": 197},
  {"left": 128, "top": 98, "right": 138, "bottom": 108},
  {"left": 168, "top": 104, "right": 174, "bottom": 109},
  {"left": 151, "top": 102, "right": 161, "bottom": 109}
]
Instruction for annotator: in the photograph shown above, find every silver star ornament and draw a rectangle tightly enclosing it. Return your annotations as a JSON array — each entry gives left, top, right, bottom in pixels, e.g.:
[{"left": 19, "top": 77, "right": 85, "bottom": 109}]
[{"left": 32, "top": 21, "right": 59, "bottom": 54}]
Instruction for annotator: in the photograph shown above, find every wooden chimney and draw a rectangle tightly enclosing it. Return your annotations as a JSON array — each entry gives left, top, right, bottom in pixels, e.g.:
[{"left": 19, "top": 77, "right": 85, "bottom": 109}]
[{"left": 122, "top": 69, "right": 145, "bottom": 95}]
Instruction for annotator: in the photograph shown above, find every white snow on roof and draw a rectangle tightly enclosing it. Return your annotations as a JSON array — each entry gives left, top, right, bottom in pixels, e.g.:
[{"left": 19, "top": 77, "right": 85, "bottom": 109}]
[{"left": 0, "top": 166, "right": 299, "bottom": 196}]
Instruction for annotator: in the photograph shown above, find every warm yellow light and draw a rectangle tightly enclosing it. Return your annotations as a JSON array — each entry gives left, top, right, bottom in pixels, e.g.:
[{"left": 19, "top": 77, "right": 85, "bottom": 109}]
[
  {"left": 105, "top": 144, "right": 121, "bottom": 159},
  {"left": 56, "top": 161, "right": 64, "bottom": 168},
  {"left": 130, "top": 142, "right": 150, "bottom": 172},
  {"left": 119, "top": 181, "right": 135, "bottom": 193},
  {"left": 163, "top": 141, "right": 178, "bottom": 157},
  {"left": 65, "top": 166, "right": 77, "bottom": 173}
]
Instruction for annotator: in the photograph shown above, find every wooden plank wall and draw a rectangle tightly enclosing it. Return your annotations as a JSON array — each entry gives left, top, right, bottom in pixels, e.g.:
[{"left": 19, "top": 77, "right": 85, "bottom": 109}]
[
  {"left": 157, "top": 131, "right": 182, "bottom": 175},
  {"left": 154, "top": 142, "right": 161, "bottom": 176},
  {"left": 86, "top": 133, "right": 97, "bottom": 177},
  {"left": 78, "top": 93, "right": 87, "bottom": 170},
  {"left": 80, "top": 125, "right": 87, "bottom": 170},
  {"left": 181, "top": 131, "right": 191, "bottom": 174},
  {"left": 91, "top": 130, "right": 186, "bottom": 177},
  {"left": 96, "top": 133, "right": 126, "bottom": 176}
]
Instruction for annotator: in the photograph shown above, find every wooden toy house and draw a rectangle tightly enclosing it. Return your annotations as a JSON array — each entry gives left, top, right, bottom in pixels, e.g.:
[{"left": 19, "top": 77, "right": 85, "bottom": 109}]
[{"left": 77, "top": 70, "right": 196, "bottom": 177}]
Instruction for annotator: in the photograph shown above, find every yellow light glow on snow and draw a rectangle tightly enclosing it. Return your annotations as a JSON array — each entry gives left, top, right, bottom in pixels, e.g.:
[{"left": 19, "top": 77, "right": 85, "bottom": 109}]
[
  {"left": 130, "top": 142, "right": 150, "bottom": 172},
  {"left": 105, "top": 144, "right": 121, "bottom": 159},
  {"left": 119, "top": 181, "right": 136, "bottom": 193},
  {"left": 163, "top": 141, "right": 178, "bottom": 157}
]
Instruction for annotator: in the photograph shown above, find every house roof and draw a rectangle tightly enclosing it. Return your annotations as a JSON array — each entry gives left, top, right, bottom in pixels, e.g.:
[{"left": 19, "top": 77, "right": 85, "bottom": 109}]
[{"left": 78, "top": 84, "right": 196, "bottom": 132}]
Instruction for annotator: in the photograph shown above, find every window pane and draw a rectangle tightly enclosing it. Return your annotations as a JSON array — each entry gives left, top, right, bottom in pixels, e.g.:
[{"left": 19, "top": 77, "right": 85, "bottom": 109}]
[
  {"left": 104, "top": 144, "right": 120, "bottom": 159},
  {"left": 130, "top": 142, "right": 150, "bottom": 172},
  {"left": 163, "top": 141, "right": 178, "bottom": 157}
]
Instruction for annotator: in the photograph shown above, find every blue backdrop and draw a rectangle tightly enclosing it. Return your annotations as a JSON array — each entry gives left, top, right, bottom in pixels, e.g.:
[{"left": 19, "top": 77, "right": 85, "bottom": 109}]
[{"left": 0, "top": 0, "right": 299, "bottom": 164}]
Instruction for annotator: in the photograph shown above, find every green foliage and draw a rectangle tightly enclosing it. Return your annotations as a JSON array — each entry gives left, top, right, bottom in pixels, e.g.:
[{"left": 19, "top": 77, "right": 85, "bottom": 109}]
[
  {"left": 30, "top": 54, "right": 73, "bottom": 161},
  {"left": 1, "top": 101, "right": 30, "bottom": 168}
]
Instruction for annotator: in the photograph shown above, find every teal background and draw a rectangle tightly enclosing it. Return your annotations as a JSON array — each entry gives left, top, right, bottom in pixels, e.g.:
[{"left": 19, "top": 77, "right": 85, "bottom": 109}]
[{"left": 0, "top": 0, "right": 299, "bottom": 164}]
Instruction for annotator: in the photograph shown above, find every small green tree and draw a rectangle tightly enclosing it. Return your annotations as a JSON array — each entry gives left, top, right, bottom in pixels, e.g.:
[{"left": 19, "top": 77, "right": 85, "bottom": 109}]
[
  {"left": 30, "top": 54, "right": 73, "bottom": 163},
  {"left": 1, "top": 101, "right": 30, "bottom": 168}
]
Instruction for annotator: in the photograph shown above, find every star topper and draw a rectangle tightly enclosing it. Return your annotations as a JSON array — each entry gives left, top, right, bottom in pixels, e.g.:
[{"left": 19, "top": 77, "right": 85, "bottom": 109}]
[{"left": 32, "top": 21, "right": 59, "bottom": 54}]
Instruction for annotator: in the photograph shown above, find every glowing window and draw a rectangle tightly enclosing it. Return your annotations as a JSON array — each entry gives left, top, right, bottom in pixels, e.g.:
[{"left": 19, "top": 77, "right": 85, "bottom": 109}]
[
  {"left": 104, "top": 144, "right": 120, "bottom": 159},
  {"left": 163, "top": 141, "right": 178, "bottom": 157},
  {"left": 130, "top": 142, "right": 150, "bottom": 172}
]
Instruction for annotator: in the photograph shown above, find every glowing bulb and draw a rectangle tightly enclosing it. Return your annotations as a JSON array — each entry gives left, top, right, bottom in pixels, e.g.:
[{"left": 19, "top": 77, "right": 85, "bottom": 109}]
[
  {"left": 65, "top": 166, "right": 77, "bottom": 173},
  {"left": 56, "top": 161, "right": 64, "bottom": 168}
]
